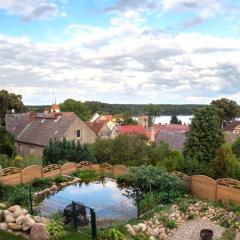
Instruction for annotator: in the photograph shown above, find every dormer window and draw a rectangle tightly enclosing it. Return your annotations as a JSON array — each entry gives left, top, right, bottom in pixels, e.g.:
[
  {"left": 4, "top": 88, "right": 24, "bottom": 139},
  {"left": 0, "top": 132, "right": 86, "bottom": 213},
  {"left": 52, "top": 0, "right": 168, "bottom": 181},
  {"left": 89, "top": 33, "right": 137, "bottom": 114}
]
[{"left": 76, "top": 130, "right": 81, "bottom": 138}]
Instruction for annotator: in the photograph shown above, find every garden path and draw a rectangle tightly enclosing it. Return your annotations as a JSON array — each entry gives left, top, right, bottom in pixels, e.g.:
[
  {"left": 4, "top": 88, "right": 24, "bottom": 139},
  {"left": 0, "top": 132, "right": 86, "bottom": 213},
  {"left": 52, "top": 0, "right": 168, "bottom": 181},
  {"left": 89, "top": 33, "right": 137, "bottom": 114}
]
[{"left": 169, "top": 219, "right": 224, "bottom": 240}]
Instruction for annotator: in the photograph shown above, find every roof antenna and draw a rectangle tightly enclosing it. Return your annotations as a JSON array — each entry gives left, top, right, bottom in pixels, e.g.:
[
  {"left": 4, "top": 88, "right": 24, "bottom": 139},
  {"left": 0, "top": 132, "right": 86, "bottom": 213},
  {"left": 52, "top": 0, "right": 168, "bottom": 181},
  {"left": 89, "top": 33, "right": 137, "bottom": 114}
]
[{"left": 52, "top": 85, "right": 55, "bottom": 105}]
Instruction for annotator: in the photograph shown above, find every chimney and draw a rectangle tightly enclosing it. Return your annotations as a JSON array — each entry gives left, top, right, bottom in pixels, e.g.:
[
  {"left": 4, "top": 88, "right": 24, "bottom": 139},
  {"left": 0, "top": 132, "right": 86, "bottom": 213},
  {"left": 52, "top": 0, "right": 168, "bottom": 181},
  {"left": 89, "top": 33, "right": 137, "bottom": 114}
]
[
  {"left": 149, "top": 126, "right": 155, "bottom": 142},
  {"left": 43, "top": 108, "right": 49, "bottom": 115},
  {"left": 29, "top": 112, "right": 36, "bottom": 122}
]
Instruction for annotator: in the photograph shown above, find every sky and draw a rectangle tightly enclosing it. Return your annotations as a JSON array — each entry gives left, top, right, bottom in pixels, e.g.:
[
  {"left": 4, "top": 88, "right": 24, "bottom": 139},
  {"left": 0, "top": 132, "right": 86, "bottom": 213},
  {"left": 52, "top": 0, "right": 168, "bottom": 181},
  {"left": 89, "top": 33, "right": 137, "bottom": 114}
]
[{"left": 0, "top": 0, "right": 240, "bottom": 105}]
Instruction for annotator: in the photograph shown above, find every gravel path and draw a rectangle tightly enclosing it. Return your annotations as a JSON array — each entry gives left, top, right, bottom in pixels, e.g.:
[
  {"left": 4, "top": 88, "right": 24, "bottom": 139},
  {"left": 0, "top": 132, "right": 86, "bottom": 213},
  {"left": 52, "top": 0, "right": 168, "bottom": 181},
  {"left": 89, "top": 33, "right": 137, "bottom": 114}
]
[{"left": 169, "top": 219, "right": 224, "bottom": 240}]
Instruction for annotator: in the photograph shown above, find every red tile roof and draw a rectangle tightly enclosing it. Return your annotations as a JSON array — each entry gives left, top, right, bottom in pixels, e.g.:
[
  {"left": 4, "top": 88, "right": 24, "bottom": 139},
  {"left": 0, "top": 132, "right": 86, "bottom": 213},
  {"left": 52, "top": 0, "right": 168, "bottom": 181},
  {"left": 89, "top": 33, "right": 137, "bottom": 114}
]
[
  {"left": 118, "top": 125, "right": 148, "bottom": 136},
  {"left": 100, "top": 115, "right": 113, "bottom": 121},
  {"left": 51, "top": 104, "right": 60, "bottom": 110},
  {"left": 88, "top": 120, "right": 108, "bottom": 134}
]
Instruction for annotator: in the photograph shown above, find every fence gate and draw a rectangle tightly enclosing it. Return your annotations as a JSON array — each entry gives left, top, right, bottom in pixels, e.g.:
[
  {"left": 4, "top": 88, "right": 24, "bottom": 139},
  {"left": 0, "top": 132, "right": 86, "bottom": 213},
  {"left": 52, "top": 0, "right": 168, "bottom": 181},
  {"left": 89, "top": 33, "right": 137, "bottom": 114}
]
[{"left": 71, "top": 201, "right": 97, "bottom": 240}]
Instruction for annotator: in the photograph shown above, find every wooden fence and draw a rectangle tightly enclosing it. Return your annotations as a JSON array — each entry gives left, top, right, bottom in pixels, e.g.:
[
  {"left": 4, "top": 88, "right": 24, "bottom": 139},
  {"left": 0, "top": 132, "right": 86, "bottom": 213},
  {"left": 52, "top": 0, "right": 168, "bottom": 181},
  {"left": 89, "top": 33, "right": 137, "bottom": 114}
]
[
  {"left": 172, "top": 171, "right": 240, "bottom": 206},
  {"left": 0, "top": 162, "right": 129, "bottom": 185}
]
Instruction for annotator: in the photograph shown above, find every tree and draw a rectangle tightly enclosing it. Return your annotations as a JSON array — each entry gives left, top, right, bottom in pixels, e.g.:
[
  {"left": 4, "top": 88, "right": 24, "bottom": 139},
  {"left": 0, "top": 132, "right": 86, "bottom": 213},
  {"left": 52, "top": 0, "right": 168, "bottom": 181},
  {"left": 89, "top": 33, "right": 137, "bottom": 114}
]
[
  {"left": 150, "top": 141, "right": 182, "bottom": 171},
  {"left": 43, "top": 138, "right": 96, "bottom": 165},
  {"left": 60, "top": 99, "right": 91, "bottom": 121},
  {"left": 0, "top": 126, "right": 15, "bottom": 157},
  {"left": 144, "top": 104, "right": 160, "bottom": 126},
  {"left": 183, "top": 107, "right": 224, "bottom": 163},
  {"left": 170, "top": 115, "right": 182, "bottom": 124},
  {"left": 210, "top": 144, "right": 240, "bottom": 179},
  {"left": 210, "top": 98, "right": 240, "bottom": 126},
  {"left": 0, "top": 90, "right": 25, "bottom": 125},
  {"left": 232, "top": 137, "right": 240, "bottom": 159},
  {"left": 93, "top": 134, "right": 150, "bottom": 166}
]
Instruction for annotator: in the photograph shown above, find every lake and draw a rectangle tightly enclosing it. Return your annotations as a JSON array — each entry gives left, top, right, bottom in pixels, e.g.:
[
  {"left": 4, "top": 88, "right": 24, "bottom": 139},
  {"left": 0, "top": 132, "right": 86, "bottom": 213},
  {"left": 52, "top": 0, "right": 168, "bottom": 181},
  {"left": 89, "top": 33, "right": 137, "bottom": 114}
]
[{"left": 155, "top": 115, "right": 193, "bottom": 125}]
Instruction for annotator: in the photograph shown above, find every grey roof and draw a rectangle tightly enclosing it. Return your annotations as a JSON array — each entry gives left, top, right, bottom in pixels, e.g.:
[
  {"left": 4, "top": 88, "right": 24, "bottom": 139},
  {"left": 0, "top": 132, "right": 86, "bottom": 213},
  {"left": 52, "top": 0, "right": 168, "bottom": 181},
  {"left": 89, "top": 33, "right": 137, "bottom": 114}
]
[
  {"left": 224, "top": 121, "right": 240, "bottom": 132},
  {"left": 16, "top": 112, "right": 77, "bottom": 146},
  {"left": 5, "top": 113, "right": 30, "bottom": 137},
  {"left": 155, "top": 131, "right": 186, "bottom": 152}
]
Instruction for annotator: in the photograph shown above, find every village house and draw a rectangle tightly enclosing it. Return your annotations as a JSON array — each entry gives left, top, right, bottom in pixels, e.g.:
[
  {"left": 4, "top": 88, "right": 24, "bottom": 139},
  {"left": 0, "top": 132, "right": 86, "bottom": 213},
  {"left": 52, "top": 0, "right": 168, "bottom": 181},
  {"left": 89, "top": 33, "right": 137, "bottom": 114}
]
[
  {"left": 224, "top": 120, "right": 240, "bottom": 133},
  {"left": 117, "top": 114, "right": 150, "bottom": 137},
  {"left": 5, "top": 105, "right": 97, "bottom": 158},
  {"left": 88, "top": 113, "right": 118, "bottom": 139},
  {"left": 152, "top": 124, "right": 189, "bottom": 151}
]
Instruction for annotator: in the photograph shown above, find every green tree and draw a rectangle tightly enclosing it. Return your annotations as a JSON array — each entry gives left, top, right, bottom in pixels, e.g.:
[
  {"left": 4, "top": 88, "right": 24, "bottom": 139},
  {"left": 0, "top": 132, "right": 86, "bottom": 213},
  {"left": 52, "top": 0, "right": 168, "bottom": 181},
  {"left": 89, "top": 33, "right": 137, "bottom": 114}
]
[
  {"left": 43, "top": 138, "right": 95, "bottom": 165},
  {"left": 183, "top": 107, "right": 224, "bottom": 163},
  {"left": 149, "top": 141, "right": 182, "bottom": 171},
  {"left": 93, "top": 134, "right": 150, "bottom": 166},
  {"left": 232, "top": 137, "right": 240, "bottom": 159},
  {"left": 60, "top": 99, "right": 91, "bottom": 121},
  {"left": 210, "top": 144, "right": 240, "bottom": 179},
  {"left": 144, "top": 104, "right": 160, "bottom": 126},
  {"left": 170, "top": 115, "right": 182, "bottom": 124},
  {"left": 211, "top": 98, "right": 240, "bottom": 126},
  {"left": 0, "top": 89, "right": 25, "bottom": 125},
  {"left": 0, "top": 126, "right": 15, "bottom": 157}
]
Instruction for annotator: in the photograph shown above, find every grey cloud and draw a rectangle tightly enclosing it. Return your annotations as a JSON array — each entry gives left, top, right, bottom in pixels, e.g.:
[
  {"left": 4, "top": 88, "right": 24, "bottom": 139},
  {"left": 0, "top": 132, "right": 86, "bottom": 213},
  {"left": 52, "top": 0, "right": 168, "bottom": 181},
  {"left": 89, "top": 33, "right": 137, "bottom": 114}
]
[
  {"left": 102, "top": 0, "right": 159, "bottom": 12},
  {"left": 22, "top": 5, "right": 57, "bottom": 22}
]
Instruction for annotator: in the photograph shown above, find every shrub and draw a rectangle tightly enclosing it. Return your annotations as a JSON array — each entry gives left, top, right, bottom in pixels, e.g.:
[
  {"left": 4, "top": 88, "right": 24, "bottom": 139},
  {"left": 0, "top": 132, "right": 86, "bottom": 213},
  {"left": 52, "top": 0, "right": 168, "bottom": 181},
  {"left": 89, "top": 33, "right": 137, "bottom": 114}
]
[
  {"left": 43, "top": 139, "right": 96, "bottom": 166},
  {"left": 47, "top": 220, "right": 65, "bottom": 240},
  {"left": 159, "top": 216, "right": 176, "bottom": 229},
  {"left": 54, "top": 175, "right": 68, "bottom": 184},
  {"left": 117, "top": 165, "right": 187, "bottom": 195},
  {"left": 32, "top": 178, "right": 52, "bottom": 189},
  {"left": 210, "top": 144, "right": 240, "bottom": 180},
  {"left": 98, "top": 228, "right": 125, "bottom": 240},
  {"left": 7, "top": 185, "right": 29, "bottom": 206},
  {"left": 72, "top": 169, "right": 98, "bottom": 182}
]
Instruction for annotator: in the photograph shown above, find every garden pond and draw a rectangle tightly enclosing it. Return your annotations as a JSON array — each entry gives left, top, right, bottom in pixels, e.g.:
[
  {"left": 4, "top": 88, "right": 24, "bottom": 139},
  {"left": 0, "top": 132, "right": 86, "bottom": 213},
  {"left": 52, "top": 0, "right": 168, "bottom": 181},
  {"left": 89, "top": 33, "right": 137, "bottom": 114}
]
[{"left": 37, "top": 178, "right": 137, "bottom": 223}]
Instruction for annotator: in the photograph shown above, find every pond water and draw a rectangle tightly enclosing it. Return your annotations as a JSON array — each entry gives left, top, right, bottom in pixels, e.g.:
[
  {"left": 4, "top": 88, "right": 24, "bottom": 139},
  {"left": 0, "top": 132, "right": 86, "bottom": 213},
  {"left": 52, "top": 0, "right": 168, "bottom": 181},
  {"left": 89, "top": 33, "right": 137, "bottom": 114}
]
[{"left": 37, "top": 178, "right": 137, "bottom": 222}]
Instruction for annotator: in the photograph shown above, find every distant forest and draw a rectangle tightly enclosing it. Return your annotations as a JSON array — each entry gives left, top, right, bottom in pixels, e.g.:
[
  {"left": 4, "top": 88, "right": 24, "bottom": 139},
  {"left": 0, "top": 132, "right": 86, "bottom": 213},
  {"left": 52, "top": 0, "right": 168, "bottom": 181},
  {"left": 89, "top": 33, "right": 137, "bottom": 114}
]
[{"left": 27, "top": 101, "right": 208, "bottom": 116}]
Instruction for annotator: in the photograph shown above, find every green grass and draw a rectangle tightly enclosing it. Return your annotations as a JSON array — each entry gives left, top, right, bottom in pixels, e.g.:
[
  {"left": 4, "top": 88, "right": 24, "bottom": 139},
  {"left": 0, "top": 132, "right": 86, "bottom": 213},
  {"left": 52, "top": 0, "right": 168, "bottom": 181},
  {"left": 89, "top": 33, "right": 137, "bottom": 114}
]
[
  {"left": 60, "top": 232, "right": 90, "bottom": 240},
  {"left": 0, "top": 231, "right": 26, "bottom": 240},
  {"left": 72, "top": 169, "right": 99, "bottom": 182}
]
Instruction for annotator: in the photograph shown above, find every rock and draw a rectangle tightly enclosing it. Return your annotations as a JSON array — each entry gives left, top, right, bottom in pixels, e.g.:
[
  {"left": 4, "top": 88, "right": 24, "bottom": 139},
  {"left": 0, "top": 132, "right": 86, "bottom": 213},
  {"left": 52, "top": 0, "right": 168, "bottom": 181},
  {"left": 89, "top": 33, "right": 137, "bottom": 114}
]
[
  {"left": 0, "top": 203, "right": 7, "bottom": 210},
  {"left": 30, "top": 223, "right": 50, "bottom": 240},
  {"left": 132, "top": 225, "right": 140, "bottom": 232},
  {"left": 8, "top": 205, "right": 21, "bottom": 212},
  {"left": 3, "top": 210, "right": 10, "bottom": 219},
  {"left": 0, "top": 210, "right": 4, "bottom": 222},
  {"left": 0, "top": 222, "right": 8, "bottom": 231},
  {"left": 33, "top": 216, "right": 49, "bottom": 224},
  {"left": 152, "top": 228, "right": 160, "bottom": 238},
  {"left": 138, "top": 223, "right": 147, "bottom": 232},
  {"left": 159, "top": 232, "right": 167, "bottom": 240},
  {"left": 8, "top": 223, "right": 22, "bottom": 231},
  {"left": 16, "top": 215, "right": 25, "bottom": 225},
  {"left": 13, "top": 209, "right": 28, "bottom": 218},
  {"left": 126, "top": 224, "right": 135, "bottom": 236},
  {"left": 22, "top": 216, "right": 35, "bottom": 231},
  {"left": 5, "top": 213, "right": 16, "bottom": 223},
  {"left": 64, "top": 203, "right": 89, "bottom": 226},
  {"left": 150, "top": 236, "right": 156, "bottom": 240}
]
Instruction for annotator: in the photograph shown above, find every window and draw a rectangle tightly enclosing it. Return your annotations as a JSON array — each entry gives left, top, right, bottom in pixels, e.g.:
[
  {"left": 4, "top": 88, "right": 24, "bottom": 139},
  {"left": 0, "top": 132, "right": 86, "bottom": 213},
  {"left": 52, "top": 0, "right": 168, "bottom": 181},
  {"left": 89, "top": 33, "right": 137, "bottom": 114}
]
[
  {"left": 76, "top": 130, "right": 81, "bottom": 138},
  {"left": 29, "top": 146, "right": 35, "bottom": 154},
  {"left": 19, "top": 144, "right": 23, "bottom": 152}
]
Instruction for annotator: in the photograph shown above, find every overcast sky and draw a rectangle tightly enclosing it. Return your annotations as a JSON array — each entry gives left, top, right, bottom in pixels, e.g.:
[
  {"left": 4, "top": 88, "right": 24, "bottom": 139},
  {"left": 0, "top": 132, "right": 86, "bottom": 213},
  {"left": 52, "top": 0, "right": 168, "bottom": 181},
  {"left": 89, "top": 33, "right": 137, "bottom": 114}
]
[{"left": 0, "top": 0, "right": 240, "bottom": 105}]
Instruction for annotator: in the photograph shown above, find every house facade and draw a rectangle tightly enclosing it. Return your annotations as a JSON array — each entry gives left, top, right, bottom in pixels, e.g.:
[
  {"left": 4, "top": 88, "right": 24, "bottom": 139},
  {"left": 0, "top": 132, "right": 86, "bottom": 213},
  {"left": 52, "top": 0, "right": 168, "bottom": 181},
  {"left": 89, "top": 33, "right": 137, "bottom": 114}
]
[
  {"left": 5, "top": 110, "right": 97, "bottom": 158},
  {"left": 88, "top": 113, "right": 118, "bottom": 139}
]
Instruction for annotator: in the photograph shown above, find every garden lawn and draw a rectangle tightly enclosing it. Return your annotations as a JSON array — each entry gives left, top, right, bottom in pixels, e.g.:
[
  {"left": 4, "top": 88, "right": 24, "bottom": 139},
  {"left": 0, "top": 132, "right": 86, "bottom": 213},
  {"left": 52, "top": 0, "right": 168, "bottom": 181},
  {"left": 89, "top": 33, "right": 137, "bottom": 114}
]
[
  {"left": 0, "top": 230, "right": 26, "bottom": 240},
  {"left": 61, "top": 232, "right": 90, "bottom": 240}
]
